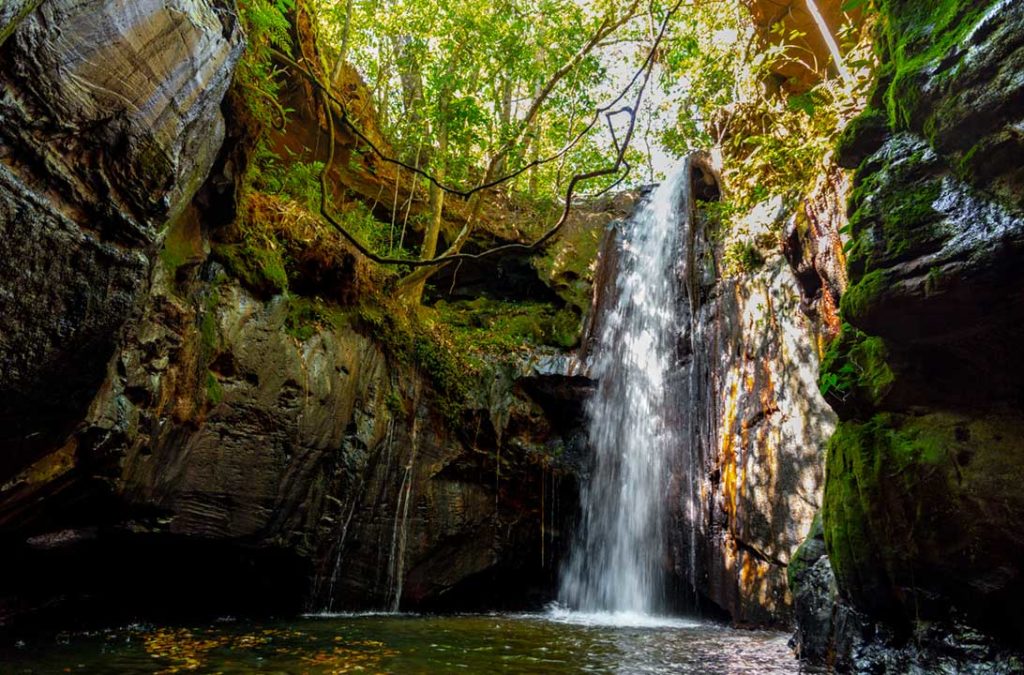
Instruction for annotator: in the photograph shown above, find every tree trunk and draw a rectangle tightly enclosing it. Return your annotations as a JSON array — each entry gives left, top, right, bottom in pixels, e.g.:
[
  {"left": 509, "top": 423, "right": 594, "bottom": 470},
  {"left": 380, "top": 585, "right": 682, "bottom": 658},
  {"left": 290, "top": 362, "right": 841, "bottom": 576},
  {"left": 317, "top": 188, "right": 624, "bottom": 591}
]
[
  {"left": 329, "top": 0, "right": 355, "bottom": 86},
  {"left": 402, "top": 105, "right": 448, "bottom": 305},
  {"left": 492, "top": 75, "right": 514, "bottom": 177}
]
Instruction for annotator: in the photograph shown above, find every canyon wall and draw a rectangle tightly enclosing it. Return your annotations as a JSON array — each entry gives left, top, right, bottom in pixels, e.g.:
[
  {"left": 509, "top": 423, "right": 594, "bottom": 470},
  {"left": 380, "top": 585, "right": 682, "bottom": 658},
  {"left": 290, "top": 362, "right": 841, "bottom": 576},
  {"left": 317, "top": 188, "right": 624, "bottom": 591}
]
[
  {"left": 667, "top": 165, "right": 843, "bottom": 627},
  {"left": 0, "top": 0, "right": 584, "bottom": 625},
  {"left": 791, "top": 0, "right": 1024, "bottom": 670},
  {"left": 0, "top": 0, "right": 844, "bottom": 630}
]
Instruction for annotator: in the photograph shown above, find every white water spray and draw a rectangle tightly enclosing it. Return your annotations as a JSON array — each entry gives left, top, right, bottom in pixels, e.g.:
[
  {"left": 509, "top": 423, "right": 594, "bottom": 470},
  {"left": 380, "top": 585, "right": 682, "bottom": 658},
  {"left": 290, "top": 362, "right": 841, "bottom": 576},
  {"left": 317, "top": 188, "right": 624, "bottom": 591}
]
[{"left": 559, "top": 161, "right": 690, "bottom": 615}]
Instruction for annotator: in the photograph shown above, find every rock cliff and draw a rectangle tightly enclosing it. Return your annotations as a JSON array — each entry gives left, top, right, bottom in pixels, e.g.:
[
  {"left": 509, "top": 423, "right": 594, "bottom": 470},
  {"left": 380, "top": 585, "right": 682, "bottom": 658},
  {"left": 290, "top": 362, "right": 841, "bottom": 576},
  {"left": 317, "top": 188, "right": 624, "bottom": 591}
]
[
  {"left": 0, "top": 0, "right": 243, "bottom": 483},
  {"left": 8, "top": 0, "right": 1021, "bottom": 656},
  {"left": 0, "top": 0, "right": 585, "bottom": 625},
  {"left": 672, "top": 165, "right": 840, "bottom": 627},
  {"left": 791, "top": 0, "right": 1024, "bottom": 670}
]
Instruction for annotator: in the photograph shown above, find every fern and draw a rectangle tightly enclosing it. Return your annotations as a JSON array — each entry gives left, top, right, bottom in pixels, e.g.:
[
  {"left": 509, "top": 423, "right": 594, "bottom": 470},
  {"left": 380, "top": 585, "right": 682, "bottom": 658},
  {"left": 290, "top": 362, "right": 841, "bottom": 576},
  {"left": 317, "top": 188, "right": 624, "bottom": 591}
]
[{"left": 236, "top": 0, "right": 294, "bottom": 131}]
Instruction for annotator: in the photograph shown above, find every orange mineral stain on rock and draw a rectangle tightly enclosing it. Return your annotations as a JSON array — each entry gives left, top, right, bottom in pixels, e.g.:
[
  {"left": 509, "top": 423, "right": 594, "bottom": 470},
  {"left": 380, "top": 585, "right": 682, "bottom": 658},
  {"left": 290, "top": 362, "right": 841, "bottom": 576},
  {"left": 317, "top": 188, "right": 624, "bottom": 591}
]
[{"left": 720, "top": 379, "right": 741, "bottom": 529}]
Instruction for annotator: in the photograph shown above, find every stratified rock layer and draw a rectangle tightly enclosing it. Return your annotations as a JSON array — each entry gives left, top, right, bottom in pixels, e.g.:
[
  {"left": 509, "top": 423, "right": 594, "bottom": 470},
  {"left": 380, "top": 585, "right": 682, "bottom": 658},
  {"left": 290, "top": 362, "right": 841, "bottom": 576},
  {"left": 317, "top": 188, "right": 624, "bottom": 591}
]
[
  {"left": 0, "top": 0, "right": 590, "bottom": 626},
  {"left": 792, "top": 0, "right": 1024, "bottom": 670},
  {"left": 0, "top": 0, "right": 244, "bottom": 476},
  {"left": 670, "top": 186, "right": 838, "bottom": 627}
]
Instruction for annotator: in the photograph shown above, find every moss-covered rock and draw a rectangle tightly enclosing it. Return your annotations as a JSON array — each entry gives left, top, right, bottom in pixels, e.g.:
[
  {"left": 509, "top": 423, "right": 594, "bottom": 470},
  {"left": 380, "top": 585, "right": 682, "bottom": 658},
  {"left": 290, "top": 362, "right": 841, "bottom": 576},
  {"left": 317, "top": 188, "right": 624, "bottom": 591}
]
[
  {"left": 824, "top": 411, "right": 1024, "bottom": 635},
  {"left": 818, "top": 324, "right": 894, "bottom": 417},
  {"left": 800, "top": 0, "right": 1024, "bottom": 663},
  {"left": 212, "top": 240, "right": 289, "bottom": 297},
  {"left": 835, "top": 107, "right": 890, "bottom": 169}
]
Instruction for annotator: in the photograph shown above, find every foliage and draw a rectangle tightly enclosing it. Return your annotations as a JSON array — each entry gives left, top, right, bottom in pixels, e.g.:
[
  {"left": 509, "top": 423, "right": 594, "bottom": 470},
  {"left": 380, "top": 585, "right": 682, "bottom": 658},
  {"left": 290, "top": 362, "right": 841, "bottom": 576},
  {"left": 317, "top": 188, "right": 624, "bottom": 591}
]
[
  {"left": 657, "top": 1, "right": 876, "bottom": 273},
  {"left": 433, "top": 297, "right": 580, "bottom": 352},
  {"left": 236, "top": 0, "right": 295, "bottom": 130},
  {"left": 723, "top": 240, "right": 765, "bottom": 275},
  {"left": 250, "top": 145, "right": 326, "bottom": 211},
  {"left": 224, "top": 0, "right": 882, "bottom": 364},
  {"left": 818, "top": 322, "right": 894, "bottom": 412},
  {"left": 312, "top": 0, "right": 645, "bottom": 202}
]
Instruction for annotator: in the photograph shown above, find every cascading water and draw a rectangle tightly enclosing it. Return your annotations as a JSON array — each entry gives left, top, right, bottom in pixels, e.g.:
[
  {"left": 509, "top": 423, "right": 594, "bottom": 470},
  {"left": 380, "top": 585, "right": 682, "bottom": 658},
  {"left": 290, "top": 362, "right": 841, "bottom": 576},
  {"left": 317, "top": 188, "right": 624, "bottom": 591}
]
[{"left": 559, "top": 160, "right": 691, "bottom": 616}]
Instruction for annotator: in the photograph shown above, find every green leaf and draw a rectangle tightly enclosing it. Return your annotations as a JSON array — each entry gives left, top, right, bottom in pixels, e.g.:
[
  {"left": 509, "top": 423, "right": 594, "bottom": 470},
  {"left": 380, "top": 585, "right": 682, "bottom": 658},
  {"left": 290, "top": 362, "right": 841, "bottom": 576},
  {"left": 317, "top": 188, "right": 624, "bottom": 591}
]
[{"left": 787, "top": 93, "right": 817, "bottom": 117}]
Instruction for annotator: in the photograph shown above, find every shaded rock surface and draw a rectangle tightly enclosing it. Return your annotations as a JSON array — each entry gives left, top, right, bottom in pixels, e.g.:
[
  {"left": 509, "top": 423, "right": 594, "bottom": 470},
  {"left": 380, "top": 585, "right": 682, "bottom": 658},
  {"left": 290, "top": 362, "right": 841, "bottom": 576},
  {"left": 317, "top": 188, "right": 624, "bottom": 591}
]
[
  {"left": 0, "top": 0, "right": 583, "bottom": 627},
  {"left": 793, "top": 0, "right": 1024, "bottom": 669},
  {"left": 1, "top": 254, "right": 578, "bottom": 623},
  {"left": 0, "top": 0, "right": 244, "bottom": 479}
]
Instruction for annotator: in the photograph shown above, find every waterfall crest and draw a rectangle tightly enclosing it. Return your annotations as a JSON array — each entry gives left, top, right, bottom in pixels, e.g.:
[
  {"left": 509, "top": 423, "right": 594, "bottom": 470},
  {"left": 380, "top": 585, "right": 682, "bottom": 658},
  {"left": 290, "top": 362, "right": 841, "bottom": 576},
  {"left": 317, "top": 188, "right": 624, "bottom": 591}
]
[{"left": 559, "top": 160, "right": 691, "bottom": 615}]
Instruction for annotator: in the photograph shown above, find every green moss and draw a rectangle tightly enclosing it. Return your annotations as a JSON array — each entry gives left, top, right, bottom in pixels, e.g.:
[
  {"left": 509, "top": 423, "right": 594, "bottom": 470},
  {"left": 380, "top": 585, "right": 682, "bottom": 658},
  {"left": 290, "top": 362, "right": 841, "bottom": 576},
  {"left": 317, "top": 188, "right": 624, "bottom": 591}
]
[
  {"left": 160, "top": 225, "right": 193, "bottom": 274},
  {"left": 385, "top": 387, "right": 405, "bottom": 416},
  {"left": 284, "top": 296, "right": 350, "bottom": 341},
  {"left": 212, "top": 240, "right": 289, "bottom": 297},
  {"left": 822, "top": 418, "right": 883, "bottom": 605},
  {"left": 819, "top": 323, "right": 895, "bottom": 411},
  {"left": 844, "top": 157, "right": 943, "bottom": 279},
  {"left": 533, "top": 220, "right": 605, "bottom": 314},
  {"left": 355, "top": 304, "right": 473, "bottom": 424},
  {"left": 835, "top": 107, "right": 890, "bottom": 166},
  {"left": 878, "top": 0, "right": 996, "bottom": 134},
  {"left": 548, "top": 306, "right": 582, "bottom": 349},
  {"left": 840, "top": 269, "right": 888, "bottom": 325},
  {"left": 433, "top": 297, "right": 581, "bottom": 352},
  {"left": 411, "top": 335, "right": 470, "bottom": 422},
  {"left": 883, "top": 180, "right": 940, "bottom": 228},
  {"left": 823, "top": 409, "right": 1024, "bottom": 617},
  {"left": 823, "top": 413, "right": 950, "bottom": 607},
  {"left": 200, "top": 286, "right": 221, "bottom": 358},
  {"left": 787, "top": 513, "right": 824, "bottom": 592},
  {"left": 206, "top": 370, "right": 224, "bottom": 406}
]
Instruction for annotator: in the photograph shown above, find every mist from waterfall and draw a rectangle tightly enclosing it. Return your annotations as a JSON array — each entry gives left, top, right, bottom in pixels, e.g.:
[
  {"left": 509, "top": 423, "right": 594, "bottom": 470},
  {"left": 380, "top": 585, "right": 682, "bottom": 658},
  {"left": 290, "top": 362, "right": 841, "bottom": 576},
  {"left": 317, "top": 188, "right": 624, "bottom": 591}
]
[{"left": 558, "top": 160, "right": 690, "bottom": 616}]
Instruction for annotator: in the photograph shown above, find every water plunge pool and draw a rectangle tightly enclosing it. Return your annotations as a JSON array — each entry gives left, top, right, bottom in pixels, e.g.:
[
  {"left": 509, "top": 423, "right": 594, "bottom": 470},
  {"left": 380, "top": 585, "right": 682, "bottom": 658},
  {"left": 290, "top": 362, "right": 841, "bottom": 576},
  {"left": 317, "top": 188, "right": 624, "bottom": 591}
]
[{"left": 4, "top": 611, "right": 809, "bottom": 673}]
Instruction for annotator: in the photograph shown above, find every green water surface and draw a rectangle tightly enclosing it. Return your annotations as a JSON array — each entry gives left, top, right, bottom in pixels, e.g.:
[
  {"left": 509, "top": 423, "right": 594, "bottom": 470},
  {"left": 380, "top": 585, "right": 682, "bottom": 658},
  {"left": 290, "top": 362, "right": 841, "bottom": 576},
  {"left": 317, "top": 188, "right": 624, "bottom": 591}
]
[{"left": 3, "top": 611, "right": 812, "bottom": 674}]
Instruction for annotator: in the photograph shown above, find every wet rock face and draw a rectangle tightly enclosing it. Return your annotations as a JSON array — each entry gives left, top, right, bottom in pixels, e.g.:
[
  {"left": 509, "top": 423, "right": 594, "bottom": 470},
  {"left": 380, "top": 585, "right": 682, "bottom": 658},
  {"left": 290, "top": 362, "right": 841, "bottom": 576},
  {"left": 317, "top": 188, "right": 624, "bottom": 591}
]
[
  {"left": 0, "top": 0, "right": 243, "bottom": 476},
  {"left": 0, "top": 254, "right": 576, "bottom": 623},
  {"left": 671, "top": 242, "right": 835, "bottom": 627},
  {"left": 794, "top": 0, "right": 1024, "bottom": 666},
  {"left": 602, "top": 165, "right": 837, "bottom": 627},
  {"left": 787, "top": 516, "right": 835, "bottom": 662},
  {"left": 575, "top": 165, "right": 837, "bottom": 626}
]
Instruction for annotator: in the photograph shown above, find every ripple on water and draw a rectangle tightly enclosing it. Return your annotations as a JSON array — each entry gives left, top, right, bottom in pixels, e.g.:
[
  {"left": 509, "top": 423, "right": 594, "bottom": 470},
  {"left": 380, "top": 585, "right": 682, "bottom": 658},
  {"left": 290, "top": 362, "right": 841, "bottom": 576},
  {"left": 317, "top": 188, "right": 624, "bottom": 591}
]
[
  {"left": 541, "top": 605, "right": 704, "bottom": 629},
  {"left": 2, "top": 613, "right": 808, "bottom": 674}
]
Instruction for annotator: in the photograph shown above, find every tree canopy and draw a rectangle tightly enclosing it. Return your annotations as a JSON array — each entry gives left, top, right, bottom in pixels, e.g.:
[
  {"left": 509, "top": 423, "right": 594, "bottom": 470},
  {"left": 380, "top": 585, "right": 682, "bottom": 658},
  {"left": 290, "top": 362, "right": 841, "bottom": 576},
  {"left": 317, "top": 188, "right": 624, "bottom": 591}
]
[{"left": 235, "top": 0, "right": 874, "bottom": 300}]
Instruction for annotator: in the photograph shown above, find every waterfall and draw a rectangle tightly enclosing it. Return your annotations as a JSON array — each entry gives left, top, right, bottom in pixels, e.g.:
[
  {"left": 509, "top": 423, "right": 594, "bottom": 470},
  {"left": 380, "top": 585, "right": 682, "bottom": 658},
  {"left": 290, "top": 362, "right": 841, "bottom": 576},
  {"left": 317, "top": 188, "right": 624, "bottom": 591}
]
[{"left": 559, "top": 160, "right": 691, "bottom": 615}]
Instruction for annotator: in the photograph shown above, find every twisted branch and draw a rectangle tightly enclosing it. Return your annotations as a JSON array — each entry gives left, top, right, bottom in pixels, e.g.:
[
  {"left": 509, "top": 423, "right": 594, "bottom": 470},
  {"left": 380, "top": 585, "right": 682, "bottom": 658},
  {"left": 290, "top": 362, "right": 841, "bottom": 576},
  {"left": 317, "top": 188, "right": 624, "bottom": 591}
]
[{"left": 271, "top": 0, "right": 682, "bottom": 270}]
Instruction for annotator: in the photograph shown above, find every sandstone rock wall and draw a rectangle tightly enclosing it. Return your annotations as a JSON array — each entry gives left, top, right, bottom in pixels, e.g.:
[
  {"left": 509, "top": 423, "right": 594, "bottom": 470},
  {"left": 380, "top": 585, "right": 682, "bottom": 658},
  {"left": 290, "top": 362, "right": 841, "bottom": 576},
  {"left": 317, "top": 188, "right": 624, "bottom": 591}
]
[
  {"left": 669, "top": 180, "right": 839, "bottom": 627},
  {"left": 792, "top": 0, "right": 1024, "bottom": 669},
  {"left": 0, "top": 0, "right": 244, "bottom": 480},
  {"left": 0, "top": 0, "right": 578, "bottom": 626}
]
